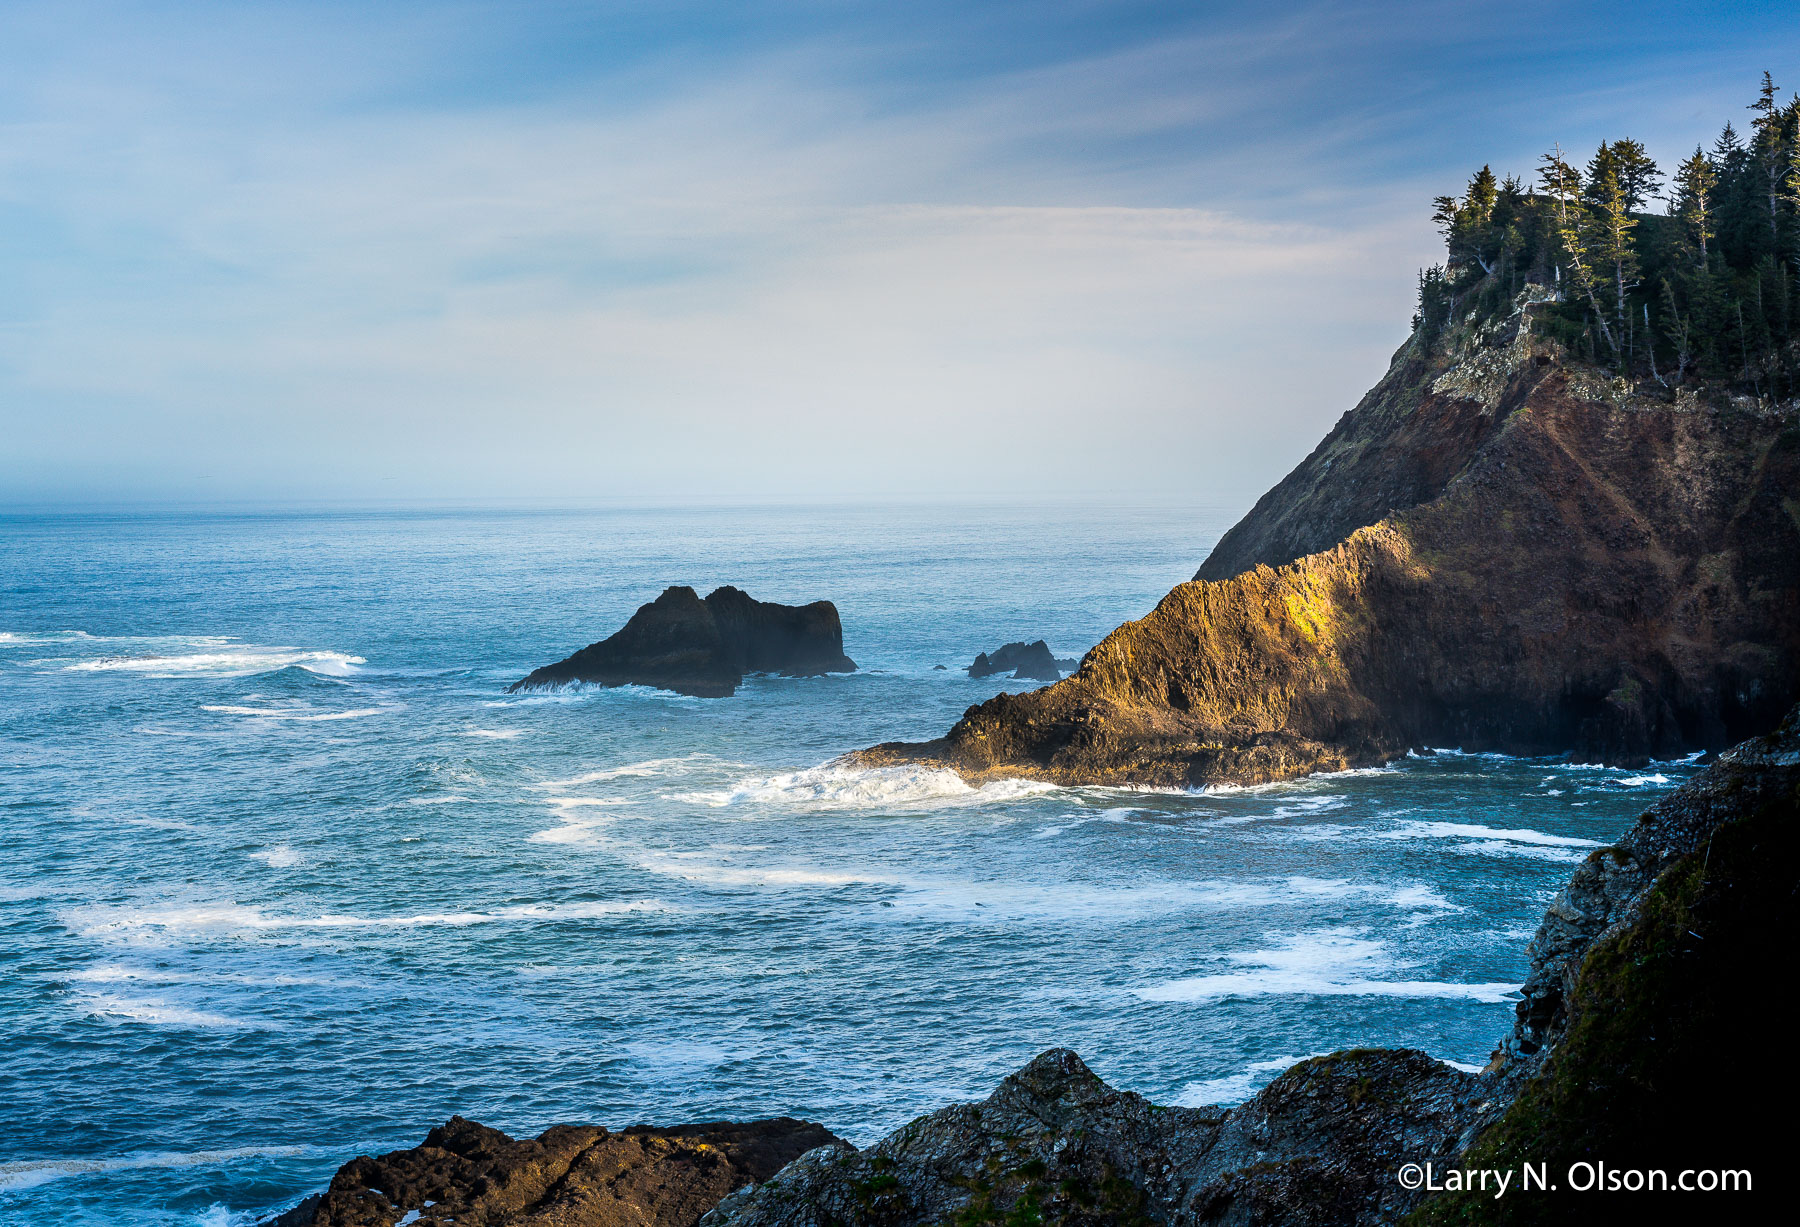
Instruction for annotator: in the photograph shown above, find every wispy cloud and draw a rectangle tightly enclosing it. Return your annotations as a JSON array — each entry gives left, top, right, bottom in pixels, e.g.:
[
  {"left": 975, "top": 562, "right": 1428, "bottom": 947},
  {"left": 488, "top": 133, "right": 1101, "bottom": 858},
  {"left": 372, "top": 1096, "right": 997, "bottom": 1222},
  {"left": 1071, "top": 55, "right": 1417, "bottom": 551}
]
[{"left": 1, "top": 1, "right": 1794, "bottom": 504}]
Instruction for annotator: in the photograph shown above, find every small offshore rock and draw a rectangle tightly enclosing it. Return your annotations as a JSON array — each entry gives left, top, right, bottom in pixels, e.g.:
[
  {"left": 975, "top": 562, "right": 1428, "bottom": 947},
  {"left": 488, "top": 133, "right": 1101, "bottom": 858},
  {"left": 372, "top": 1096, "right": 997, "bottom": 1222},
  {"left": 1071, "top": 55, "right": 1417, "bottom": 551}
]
[{"left": 967, "top": 640, "right": 1076, "bottom": 682}]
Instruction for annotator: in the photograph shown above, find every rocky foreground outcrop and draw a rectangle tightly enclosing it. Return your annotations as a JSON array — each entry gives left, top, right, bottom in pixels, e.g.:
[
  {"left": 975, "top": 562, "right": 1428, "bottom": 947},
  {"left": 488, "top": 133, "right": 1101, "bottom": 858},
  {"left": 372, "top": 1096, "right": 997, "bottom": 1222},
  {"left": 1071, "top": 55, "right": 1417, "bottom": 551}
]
[
  {"left": 968, "top": 641, "right": 1078, "bottom": 682},
  {"left": 512, "top": 586, "right": 856, "bottom": 698},
  {"left": 706, "top": 706, "right": 1798, "bottom": 1226},
  {"left": 859, "top": 305, "right": 1800, "bottom": 786},
  {"left": 267, "top": 1116, "right": 845, "bottom": 1227}
]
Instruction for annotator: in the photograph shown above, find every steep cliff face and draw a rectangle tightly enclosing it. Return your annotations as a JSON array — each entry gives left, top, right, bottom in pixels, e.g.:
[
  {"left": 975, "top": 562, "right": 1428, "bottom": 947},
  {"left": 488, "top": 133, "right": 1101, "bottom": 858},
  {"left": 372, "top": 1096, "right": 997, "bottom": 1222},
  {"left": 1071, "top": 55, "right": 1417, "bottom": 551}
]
[
  {"left": 707, "top": 708, "right": 1799, "bottom": 1226},
  {"left": 862, "top": 312, "right": 1800, "bottom": 785}
]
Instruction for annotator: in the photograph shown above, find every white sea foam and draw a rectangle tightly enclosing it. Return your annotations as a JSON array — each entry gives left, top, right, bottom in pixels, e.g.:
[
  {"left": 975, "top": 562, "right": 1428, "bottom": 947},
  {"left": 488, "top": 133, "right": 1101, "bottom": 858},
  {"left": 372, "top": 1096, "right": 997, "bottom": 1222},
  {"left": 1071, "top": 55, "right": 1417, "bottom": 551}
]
[
  {"left": 633, "top": 854, "right": 880, "bottom": 888},
  {"left": 249, "top": 845, "right": 304, "bottom": 868},
  {"left": 1378, "top": 821, "right": 1601, "bottom": 850},
  {"left": 0, "top": 1145, "right": 311, "bottom": 1192},
  {"left": 76, "top": 992, "right": 268, "bottom": 1030},
  {"left": 1134, "top": 930, "right": 1517, "bottom": 1005},
  {"left": 537, "top": 756, "right": 717, "bottom": 789},
  {"left": 1270, "top": 795, "right": 1349, "bottom": 819},
  {"left": 671, "top": 764, "right": 1058, "bottom": 810},
  {"left": 1442, "top": 1059, "right": 1488, "bottom": 1073},
  {"left": 201, "top": 704, "right": 385, "bottom": 722},
  {"left": 63, "top": 642, "right": 365, "bottom": 678},
  {"left": 1171, "top": 1055, "right": 1319, "bottom": 1107},
  {"left": 462, "top": 729, "right": 524, "bottom": 739},
  {"left": 64, "top": 964, "right": 340, "bottom": 988},
  {"left": 66, "top": 899, "right": 669, "bottom": 939}
]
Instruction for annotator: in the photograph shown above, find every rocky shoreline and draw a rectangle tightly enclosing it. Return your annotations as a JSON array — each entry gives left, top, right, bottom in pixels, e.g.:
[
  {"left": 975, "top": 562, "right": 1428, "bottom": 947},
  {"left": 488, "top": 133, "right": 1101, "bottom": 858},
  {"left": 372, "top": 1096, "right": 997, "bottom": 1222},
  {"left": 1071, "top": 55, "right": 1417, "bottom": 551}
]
[
  {"left": 266, "top": 1117, "right": 845, "bottom": 1227},
  {"left": 274, "top": 706, "right": 1795, "bottom": 1225}
]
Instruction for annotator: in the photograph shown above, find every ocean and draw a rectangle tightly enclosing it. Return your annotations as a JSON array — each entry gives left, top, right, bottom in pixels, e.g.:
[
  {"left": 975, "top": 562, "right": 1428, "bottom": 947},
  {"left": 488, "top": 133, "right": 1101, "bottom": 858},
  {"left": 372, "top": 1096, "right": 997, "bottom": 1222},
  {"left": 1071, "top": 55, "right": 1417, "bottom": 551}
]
[{"left": 0, "top": 503, "right": 1694, "bottom": 1225}]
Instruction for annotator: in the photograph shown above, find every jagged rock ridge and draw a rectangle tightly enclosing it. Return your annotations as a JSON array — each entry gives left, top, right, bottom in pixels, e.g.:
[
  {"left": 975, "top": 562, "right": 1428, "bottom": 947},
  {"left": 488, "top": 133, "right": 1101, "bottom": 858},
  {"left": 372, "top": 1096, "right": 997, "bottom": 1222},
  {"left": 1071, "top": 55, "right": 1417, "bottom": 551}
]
[
  {"left": 968, "top": 640, "right": 1078, "bottom": 682},
  {"left": 858, "top": 307, "right": 1800, "bottom": 786},
  {"left": 267, "top": 1115, "right": 845, "bottom": 1227},
  {"left": 512, "top": 586, "right": 856, "bottom": 698}
]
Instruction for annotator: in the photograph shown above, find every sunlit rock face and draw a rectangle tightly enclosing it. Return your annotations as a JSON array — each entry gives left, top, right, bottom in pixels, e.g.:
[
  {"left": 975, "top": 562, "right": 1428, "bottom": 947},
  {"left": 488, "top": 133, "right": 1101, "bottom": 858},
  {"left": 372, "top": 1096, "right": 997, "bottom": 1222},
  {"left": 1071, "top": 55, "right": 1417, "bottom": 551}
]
[{"left": 861, "top": 315, "right": 1800, "bottom": 788}]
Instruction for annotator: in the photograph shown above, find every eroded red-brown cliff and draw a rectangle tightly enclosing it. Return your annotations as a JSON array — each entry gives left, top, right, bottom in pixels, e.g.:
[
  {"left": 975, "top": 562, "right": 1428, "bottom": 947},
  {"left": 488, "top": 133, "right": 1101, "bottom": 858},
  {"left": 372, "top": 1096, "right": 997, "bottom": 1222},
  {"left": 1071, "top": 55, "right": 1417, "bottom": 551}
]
[{"left": 860, "top": 314, "right": 1800, "bottom": 786}]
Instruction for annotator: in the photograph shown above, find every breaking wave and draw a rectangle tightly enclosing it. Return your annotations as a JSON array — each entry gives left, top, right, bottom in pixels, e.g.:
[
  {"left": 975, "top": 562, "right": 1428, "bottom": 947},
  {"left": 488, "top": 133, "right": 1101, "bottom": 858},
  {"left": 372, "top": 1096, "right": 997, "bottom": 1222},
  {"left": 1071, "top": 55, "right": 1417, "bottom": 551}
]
[
  {"left": 0, "top": 1145, "right": 313, "bottom": 1192},
  {"left": 670, "top": 764, "right": 1058, "bottom": 810},
  {"left": 1134, "top": 929, "right": 1517, "bottom": 1005}
]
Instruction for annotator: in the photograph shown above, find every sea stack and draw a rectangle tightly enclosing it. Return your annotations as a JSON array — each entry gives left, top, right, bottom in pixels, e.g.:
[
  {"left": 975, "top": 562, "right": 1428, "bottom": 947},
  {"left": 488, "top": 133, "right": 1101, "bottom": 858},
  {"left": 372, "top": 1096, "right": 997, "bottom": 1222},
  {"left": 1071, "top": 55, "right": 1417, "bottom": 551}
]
[
  {"left": 967, "top": 640, "right": 1078, "bottom": 682},
  {"left": 511, "top": 585, "right": 857, "bottom": 698}
]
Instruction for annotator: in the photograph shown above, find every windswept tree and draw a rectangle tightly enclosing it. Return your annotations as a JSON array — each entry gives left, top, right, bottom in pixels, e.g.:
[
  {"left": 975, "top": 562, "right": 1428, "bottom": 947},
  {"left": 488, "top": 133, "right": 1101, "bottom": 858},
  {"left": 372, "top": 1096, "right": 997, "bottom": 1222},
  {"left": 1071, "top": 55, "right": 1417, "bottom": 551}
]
[
  {"left": 1586, "top": 166, "right": 1640, "bottom": 355},
  {"left": 1747, "top": 72, "right": 1791, "bottom": 239},
  {"left": 1673, "top": 147, "right": 1719, "bottom": 265},
  {"left": 1541, "top": 145, "right": 1618, "bottom": 355},
  {"left": 1585, "top": 140, "right": 1662, "bottom": 212}
]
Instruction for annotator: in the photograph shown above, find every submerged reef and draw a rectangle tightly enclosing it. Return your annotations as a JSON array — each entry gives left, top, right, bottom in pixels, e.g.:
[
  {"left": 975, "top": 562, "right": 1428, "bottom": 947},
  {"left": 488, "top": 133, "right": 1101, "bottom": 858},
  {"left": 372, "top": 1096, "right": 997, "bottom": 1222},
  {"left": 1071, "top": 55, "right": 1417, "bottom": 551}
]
[{"left": 511, "top": 585, "right": 857, "bottom": 698}]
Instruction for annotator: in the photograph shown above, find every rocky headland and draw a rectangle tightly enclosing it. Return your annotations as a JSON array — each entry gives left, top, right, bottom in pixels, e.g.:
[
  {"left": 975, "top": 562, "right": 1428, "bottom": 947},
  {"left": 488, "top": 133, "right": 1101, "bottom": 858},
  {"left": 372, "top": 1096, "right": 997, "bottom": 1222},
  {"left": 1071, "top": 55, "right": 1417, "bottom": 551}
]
[
  {"left": 274, "top": 707, "right": 1796, "bottom": 1225},
  {"left": 267, "top": 1116, "right": 845, "bottom": 1227},
  {"left": 967, "top": 641, "right": 1079, "bottom": 682},
  {"left": 511, "top": 586, "right": 857, "bottom": 698},
  {"left": 857, "top": 304, "right": 1800, "bottom": 788}
]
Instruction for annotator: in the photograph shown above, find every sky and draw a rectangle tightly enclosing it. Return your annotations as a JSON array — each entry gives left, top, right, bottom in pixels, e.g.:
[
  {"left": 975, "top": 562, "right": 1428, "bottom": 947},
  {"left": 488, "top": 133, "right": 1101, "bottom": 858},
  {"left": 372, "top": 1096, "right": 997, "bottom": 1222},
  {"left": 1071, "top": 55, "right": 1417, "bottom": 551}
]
[{"left": 3, "top": 0, "right": 1797, "bottom": 508}]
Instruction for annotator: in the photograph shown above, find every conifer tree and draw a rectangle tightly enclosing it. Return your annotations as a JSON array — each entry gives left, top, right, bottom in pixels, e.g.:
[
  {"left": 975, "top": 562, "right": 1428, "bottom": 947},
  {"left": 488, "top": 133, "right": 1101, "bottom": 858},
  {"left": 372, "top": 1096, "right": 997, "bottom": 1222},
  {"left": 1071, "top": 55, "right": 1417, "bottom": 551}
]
[
  {"left": 1748, "top": 71, "right": 1789, "bottom": 240},
  {"left": 1673, "top": 147, "right": 1718, "bottom": 265},
  {"left": 1587, "top": 168, "right": 1640, "bottom": 364},
  {"left": 1606, "top": 139, "right": 1663, "bottom": 210},
  {"left": 1541, "top": 145, "right": 1618, "bottom": 355}
]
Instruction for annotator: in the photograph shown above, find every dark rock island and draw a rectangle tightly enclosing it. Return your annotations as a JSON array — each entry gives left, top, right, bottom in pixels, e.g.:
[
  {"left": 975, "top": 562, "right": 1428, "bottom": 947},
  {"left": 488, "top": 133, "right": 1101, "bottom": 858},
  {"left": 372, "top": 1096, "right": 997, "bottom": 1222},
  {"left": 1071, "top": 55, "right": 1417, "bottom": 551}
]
[
  {"left": 267, "top": 1115, "right": 844, "bottom": 1227},
  {"left": 967, "top": 640, "right": 1078, "bottom": 682},
  {"left": 511, "top": 586, "right": 857, "bottom": 698}
]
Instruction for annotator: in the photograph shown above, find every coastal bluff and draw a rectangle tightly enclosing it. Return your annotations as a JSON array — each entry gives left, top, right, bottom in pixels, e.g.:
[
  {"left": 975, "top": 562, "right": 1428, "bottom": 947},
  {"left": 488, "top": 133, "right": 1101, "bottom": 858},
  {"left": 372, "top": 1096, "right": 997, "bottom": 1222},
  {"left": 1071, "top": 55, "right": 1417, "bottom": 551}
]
[
  {"left": 857, "top": 306, "right": 1800, "bottom": 788},
  {"left": 511, "top": 586, "right": 857, "bottom": 698}
]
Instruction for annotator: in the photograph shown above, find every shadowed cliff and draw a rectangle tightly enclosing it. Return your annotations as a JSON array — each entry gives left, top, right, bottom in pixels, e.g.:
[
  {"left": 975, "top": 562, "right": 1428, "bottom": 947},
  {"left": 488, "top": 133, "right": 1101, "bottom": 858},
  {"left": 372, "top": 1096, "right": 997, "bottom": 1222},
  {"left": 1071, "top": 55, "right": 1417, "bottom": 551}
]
[{"left": 859, "top": 303, "right": 1800, "bottom": 787}]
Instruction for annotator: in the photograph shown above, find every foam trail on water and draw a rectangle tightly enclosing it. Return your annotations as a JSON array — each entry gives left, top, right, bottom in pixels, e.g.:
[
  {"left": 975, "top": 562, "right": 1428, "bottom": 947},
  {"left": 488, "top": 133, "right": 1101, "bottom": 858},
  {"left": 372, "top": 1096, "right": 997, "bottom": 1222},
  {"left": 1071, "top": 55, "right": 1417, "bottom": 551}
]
[
  {"left": 202, "top": 705, "right": 385, "bottom": 722},
  {"left": 1135, "top": 929, "right": 1517, "bottom": 1005},
  {"left": 1171, "top": 1054, "right": 1321, "bottom": 1107},
  {"left": 75, "top": 993, "right": 270, "bottom": 1030},
  {"left": 61, "top": 642, "right": 365, "bottom": 678},
  {"left": 537, "top": 755, "right": 725, "bottom": 789},
  {"left": 0, "top": 1146, "right": 312, "bottom": 1192},
  {"left": 671, "top": 764, "right": 1058, "bottom": 810},
  {"left": 66, "top": 899, "right": 670, "bottom": 940}
]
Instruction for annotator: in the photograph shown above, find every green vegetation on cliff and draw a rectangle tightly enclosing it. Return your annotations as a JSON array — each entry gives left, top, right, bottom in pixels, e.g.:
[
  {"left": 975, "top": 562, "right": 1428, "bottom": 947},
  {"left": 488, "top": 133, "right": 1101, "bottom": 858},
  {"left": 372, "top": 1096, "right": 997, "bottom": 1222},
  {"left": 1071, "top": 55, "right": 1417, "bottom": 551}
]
[{"left": 1421, "top": 72, "right": 1800, "bottom": 394}]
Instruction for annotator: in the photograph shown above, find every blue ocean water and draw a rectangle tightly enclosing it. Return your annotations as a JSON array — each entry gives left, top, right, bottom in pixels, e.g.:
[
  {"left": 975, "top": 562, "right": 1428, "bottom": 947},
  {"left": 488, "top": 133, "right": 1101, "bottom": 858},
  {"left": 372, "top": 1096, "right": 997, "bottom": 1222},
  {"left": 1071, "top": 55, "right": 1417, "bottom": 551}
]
[{"left": 0, "top": 504, "right": 1694, "bottom": 1226}]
